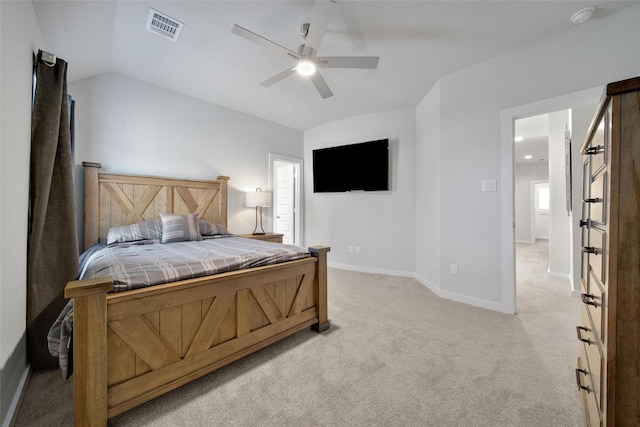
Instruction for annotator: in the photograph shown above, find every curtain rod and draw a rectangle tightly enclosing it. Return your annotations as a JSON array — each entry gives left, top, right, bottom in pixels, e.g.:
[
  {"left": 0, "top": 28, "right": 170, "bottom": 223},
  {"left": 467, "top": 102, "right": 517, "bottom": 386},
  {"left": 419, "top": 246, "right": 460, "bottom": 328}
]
[{"left": 38, "top": 50, "right": 56, "bottom": 66}]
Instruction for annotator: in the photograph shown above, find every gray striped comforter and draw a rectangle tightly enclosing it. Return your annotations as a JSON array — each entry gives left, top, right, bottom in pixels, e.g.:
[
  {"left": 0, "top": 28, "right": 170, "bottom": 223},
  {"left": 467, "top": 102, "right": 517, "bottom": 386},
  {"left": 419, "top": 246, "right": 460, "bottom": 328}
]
[
  {"left": 81, "top": 236, "right": 309, "bottom": 292},
  {"left": 48, "top": 237, "right": 310, "bottom": 378}
]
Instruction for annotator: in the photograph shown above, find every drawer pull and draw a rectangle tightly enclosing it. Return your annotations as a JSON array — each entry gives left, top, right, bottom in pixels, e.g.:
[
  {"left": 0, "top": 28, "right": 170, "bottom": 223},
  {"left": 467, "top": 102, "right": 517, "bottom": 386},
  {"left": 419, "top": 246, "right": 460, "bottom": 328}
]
[
  {"left": 584, "top": 198, "right": 601, "bottom": 204},
  {"left": 585, "top": 145, "right": 604, "bottom": 155},
  {"left": 579, "top": 220, "right": 590, "bottom": 228},
  {"left": 575, "top": 368, "right": 591, "bottom": 393},
  {"left": 581, "top": 293, "right": 597, "bottom": 306},
  {"left": 576, "top": 326, "right": 592, "bottom": 344},
  {"left": 582, "top": 246, "right": 600, "bottom": 255}
]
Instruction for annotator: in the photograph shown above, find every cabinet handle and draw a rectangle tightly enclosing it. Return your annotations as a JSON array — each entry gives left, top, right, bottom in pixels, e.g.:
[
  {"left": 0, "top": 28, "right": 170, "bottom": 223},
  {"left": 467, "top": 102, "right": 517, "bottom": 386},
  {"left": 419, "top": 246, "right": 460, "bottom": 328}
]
[
  {"left": 584, "top": 198, "right": 601, "bottom": 204},
  {"left": 575, "top": 368, "right": 591, "bottom": 393},
  {"left": 582, "top": 246, "right": 600, "bottom": 255},
  {"left": 576, "top": 326, "right": 592, "bottom": 344},
  {"left": 585, "top": 145, "right": 604, "bottom": 155},
  {"left": 581, "top": 293, "right": 597, "bottom": 306},
  {"left": 579, "top": 220, "right": 589, "bottom": 228}
]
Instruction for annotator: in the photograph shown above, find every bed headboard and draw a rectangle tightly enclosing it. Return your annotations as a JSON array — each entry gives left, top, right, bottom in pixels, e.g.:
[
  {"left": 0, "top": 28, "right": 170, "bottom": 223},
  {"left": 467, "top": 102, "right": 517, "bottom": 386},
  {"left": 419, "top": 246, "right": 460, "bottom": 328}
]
[{"left": 83, "top": 162, "right": 229, "bottom": 250}]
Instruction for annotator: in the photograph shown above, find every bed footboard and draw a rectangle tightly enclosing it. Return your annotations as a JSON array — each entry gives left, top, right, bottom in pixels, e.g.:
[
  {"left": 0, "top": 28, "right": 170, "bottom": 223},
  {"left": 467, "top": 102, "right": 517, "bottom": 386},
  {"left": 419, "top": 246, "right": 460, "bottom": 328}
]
[{"left": 65, "top": 246, "right": 329, "bottom": 426}]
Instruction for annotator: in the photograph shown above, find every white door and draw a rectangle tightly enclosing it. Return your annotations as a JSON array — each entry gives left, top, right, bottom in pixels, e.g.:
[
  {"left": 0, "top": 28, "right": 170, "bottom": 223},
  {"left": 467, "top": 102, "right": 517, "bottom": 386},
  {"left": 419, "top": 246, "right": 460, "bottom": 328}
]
[
  {"left": 274, "top": 162, "right": 295, "bottom": 244},
  {"left": 270, "top": 154, "right": 303, "bottom": 246}
]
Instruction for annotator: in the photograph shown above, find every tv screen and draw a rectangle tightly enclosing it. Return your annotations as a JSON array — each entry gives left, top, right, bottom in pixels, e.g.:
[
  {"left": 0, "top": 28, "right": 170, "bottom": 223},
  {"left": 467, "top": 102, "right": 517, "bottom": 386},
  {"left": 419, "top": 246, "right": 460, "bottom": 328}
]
[{"left": 313, "top": 139, "right": 389, "bottom": 193}]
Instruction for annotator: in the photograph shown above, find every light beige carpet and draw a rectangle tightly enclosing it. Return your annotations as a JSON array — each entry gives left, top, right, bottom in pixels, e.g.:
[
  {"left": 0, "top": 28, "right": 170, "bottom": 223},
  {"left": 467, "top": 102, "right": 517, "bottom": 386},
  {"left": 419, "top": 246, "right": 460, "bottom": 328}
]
[{"left": 13, "top": 240, "right": 583, "bottom": 426}]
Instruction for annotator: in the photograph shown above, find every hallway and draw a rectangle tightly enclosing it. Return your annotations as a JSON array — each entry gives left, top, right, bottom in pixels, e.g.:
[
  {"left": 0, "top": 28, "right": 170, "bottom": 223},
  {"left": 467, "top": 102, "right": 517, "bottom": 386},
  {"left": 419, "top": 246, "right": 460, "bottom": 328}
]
[{"left": 516, "top": 239, "right": 580, "bottom": 314}]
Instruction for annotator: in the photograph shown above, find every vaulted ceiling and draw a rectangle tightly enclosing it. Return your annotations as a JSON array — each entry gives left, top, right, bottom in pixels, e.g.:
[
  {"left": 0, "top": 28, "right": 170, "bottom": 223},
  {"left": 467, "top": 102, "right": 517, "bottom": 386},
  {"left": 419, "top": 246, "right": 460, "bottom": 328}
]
[{"left": 32, "top": 1, "right": 639, "bottom": 131}]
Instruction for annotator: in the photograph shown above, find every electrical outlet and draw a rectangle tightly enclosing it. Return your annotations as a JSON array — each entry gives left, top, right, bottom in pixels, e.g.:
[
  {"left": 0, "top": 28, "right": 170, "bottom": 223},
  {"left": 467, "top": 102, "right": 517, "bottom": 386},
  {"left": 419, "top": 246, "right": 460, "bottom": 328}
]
[
  {"left": 348, "top": 245, "right": 354, "bottom": 253},
  {"left": 449, "top": 264, "right": 458, "bottom": 276},
  {"left": 355, "top": 246, "right": 361, "bottom": 254}
]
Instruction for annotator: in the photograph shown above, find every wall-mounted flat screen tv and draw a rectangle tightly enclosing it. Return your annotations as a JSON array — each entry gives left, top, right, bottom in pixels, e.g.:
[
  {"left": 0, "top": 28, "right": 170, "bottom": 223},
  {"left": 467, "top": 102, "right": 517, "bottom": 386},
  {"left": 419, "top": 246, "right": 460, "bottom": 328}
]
[{"left": 313, "top": 139, "right": 389, "bottom": 193}]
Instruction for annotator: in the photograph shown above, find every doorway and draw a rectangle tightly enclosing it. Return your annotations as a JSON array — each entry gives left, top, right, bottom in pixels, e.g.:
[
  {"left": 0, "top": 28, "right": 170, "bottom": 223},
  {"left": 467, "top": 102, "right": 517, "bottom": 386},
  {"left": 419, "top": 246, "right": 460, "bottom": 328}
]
[
  {"left": 514, "top": 110, "right": 571, "bottom": 311},
  {"left": 269, "top": 153, "right": 303, "bottom": 246},
  {"left": 502, "top": 86, "right": 601, "bottom": 314}
]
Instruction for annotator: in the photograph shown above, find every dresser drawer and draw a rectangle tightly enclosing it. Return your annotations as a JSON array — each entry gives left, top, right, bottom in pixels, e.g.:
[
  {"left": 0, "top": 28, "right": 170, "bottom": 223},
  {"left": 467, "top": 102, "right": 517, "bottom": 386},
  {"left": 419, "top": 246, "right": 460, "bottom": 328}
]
[
  {"left": 577, "top": 308, "right": 597, "bottom": 345},
  {"left": 584, "top": 113, "right": 607, "bottom": 175},
  {"left": 585, "top": 226, "right": 606, "bottom": 286},
  {"left": 580, "top": 259, "right": 605, "bottom": 346},
  {"left": 586, "top": 171, "right": 607, "bottom": 225},
  {"left": 583, "top": 269, "right": 605, "bottom": 345},
  {"left": 581, "top": 249, "right": 589, "bottom": 294},
  {"left": 577, "top": 355, "right": 602, "bottom": 427}
]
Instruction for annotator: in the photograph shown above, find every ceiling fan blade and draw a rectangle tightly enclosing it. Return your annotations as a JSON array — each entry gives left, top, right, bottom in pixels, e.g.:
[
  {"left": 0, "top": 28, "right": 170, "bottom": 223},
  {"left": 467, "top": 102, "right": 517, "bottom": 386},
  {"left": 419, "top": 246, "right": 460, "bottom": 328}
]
[
  {"left": 259, "top": 67, "right": 297, "bottom": 87},
  {"left": 316, "top": 56, "right": 380, "bottom": 69},
  {"left": 305, "top": 0, "right": 336, "bottom": 54},
  {"left": 310, "top": 71, "right": 333, "bottom": 99},
  {"left": 232, "top": 24, "right": 299, "bottom": 59}
]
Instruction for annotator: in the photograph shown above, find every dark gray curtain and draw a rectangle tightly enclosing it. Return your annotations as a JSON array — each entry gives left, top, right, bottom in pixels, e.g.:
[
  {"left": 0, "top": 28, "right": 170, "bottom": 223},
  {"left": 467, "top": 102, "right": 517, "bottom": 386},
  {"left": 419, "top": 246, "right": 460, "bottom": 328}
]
[{"left": 27, "top": 50, "right": 79, "bottom": 369}]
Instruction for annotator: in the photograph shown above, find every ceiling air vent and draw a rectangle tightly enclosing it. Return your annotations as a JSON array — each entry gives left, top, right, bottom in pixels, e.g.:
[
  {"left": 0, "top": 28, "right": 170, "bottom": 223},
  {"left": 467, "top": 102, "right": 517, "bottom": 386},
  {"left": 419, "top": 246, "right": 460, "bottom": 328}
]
[{"left": 146, "top": 9, "right": 184, "bottom": 42}]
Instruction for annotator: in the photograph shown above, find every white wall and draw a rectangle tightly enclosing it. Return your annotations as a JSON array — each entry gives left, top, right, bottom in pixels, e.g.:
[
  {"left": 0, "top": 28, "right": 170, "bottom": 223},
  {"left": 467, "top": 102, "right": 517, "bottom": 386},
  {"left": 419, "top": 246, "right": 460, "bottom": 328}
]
[
  {"left": 548, "top": 109, "right": 571, "bottom": 277},
  {"left": 515, "top": 162, "right": 549, "bottom": 243},
  {"left": 69, "top": 73, "right": 304, "bottom": 237},
  {"left": 0, "top": 1, "right": 44, "bottom": 424},
  {"left": 304, "top": 109, "right": 417, "bottom": 276},
  {"left": 415, "top": 82, "right": 441, "bottom": 286},
  {"left": 417, "top": 4, "right": 640, "bottom": 313}
]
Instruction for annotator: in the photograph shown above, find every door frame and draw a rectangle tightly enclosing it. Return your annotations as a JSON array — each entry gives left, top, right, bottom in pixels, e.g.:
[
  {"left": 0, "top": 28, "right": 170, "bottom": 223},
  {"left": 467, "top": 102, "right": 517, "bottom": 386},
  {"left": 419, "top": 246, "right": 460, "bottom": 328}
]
[
  {"left": 268, "top": 153, "right": 303, "bottom": 246},
  {"left": 500, "top": 86, "right": 602, "bottom": 314}
]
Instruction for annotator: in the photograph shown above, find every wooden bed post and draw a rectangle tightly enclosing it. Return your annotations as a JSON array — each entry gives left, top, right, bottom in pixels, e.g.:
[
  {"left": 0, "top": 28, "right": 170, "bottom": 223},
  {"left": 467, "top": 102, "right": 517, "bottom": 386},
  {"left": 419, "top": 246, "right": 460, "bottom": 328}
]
[
  {"left": 65, "top": 277, "right": 113, "bottom": 427},
  {"left": 309, "top": 246, "right": 330, "bottom": 332},
  {"left": 83, "top": 162, "right": 102, "bottom": 250},
  {"left": 216, "top": 175, "right": 229, "bottom": 228}
]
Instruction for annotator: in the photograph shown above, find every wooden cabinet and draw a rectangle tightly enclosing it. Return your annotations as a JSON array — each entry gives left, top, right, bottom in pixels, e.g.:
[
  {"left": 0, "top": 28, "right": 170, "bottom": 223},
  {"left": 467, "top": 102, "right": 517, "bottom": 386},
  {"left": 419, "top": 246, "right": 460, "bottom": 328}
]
[
  {"left": 238, "top": 233, "right": 284, "bottom": 243},
  {"left": 577, "top": 76, "right": 640, "bottom": 426}
]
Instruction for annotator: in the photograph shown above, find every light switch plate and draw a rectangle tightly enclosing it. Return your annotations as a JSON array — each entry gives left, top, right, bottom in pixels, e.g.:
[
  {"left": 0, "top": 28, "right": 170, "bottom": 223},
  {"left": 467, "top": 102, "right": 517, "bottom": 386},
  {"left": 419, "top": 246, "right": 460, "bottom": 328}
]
[{"left": 482, "top": 179, "right": 497, "bottom": 192}]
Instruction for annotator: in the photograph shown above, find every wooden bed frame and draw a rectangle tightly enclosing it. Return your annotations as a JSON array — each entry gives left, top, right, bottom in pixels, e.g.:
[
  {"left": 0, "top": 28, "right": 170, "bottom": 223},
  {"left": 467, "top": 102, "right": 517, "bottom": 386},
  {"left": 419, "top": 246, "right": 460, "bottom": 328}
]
[{"left": 65, "top": 162, "right": 329, "bottom": 426}]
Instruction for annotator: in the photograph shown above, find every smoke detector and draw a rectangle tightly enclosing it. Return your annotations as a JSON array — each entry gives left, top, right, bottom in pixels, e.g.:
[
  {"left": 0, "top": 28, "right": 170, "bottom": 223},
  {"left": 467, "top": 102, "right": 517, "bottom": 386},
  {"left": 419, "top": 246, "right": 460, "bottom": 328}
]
[
  {"left": 570, "top": 7, "right": 595, "bottom": 24},
  {"left": 146, "top": 9, "right": 184, "bottom": 42}
]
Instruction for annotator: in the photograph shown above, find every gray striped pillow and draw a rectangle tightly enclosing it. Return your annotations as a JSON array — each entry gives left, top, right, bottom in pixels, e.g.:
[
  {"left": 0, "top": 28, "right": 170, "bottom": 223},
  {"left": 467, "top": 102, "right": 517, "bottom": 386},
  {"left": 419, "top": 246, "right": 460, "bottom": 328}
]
[
  {"left": 198, "top": 220, "right": 232, "bottom": 236},
  {"left": 160, "top": 213, "right": 202, "bottom": 244},
  {"left": 107, "top": 219, "right": 162, "bottom": 244}
]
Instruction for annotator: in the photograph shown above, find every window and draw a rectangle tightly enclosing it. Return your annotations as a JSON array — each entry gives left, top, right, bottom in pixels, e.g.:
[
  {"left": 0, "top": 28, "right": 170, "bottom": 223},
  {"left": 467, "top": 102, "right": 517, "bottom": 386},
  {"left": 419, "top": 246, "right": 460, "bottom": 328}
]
[{"left": 535, "top": 183, "right": 550, "bottom": 213}]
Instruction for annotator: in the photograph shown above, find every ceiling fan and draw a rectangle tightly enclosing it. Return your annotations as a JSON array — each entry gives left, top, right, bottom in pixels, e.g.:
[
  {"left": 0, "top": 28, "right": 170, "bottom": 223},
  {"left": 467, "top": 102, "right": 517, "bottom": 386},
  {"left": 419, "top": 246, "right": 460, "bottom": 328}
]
[{"left": 231, "top": 0, "right": 379, "bottom": 99}]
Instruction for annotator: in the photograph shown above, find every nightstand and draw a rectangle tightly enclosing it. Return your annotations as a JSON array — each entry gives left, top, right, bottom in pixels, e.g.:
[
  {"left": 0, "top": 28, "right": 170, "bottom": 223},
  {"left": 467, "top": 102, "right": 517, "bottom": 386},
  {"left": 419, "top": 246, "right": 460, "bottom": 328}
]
[{"left": 238, "top": 233, "right": 284, "bottom": 243}]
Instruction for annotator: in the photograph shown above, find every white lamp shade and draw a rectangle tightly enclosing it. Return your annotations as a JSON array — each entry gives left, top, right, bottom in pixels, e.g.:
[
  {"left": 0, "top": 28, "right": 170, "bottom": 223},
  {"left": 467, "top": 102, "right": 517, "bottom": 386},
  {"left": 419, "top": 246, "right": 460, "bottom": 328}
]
[{"left": 246, "top": 190, "right": 272, "bottom": 208}]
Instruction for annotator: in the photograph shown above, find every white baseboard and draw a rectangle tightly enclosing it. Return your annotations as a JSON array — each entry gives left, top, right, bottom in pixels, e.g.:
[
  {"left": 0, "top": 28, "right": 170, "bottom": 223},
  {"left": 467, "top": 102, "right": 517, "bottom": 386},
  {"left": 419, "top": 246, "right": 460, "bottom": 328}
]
[
  {"left": 327, "top": 261, "right": 415, "bottom": 278},
  {"left": 547, "top": 270, "right": 570, "bottom": 280},
  {"left": 327, "top": 264, "right": 513, "bottom": 315},
  {"left": 2, "top": 366, "right": 30, "bottom": 427},
  {"left": 414, "top": 273, "right": 513, "bottom": 314}
]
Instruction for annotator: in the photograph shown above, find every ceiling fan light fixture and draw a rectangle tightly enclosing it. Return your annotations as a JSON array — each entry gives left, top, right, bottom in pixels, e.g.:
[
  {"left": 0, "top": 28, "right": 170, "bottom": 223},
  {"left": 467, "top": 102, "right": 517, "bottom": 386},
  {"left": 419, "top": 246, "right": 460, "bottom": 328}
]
[{"left": 296, "top": 59, "right": 316, "bottom": 76}]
